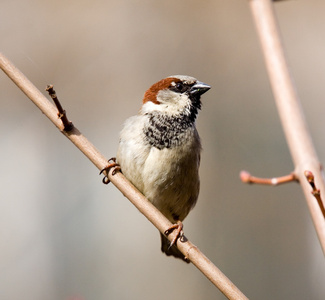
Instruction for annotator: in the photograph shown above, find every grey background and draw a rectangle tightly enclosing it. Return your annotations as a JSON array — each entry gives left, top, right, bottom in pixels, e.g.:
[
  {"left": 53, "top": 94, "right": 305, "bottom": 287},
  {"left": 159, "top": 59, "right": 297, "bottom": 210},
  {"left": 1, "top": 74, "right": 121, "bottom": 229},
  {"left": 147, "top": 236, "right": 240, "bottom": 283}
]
[{"left": 1, "top": 0, "right": 325, "bottom": 299}]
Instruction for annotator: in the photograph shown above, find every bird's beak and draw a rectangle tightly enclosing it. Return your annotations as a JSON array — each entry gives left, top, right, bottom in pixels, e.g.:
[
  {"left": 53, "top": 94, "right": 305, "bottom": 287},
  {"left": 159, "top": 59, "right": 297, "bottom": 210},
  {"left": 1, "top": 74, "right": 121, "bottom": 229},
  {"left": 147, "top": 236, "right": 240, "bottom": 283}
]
[{"left": 189, "top": 81, "right": 211, "bottom": 96}]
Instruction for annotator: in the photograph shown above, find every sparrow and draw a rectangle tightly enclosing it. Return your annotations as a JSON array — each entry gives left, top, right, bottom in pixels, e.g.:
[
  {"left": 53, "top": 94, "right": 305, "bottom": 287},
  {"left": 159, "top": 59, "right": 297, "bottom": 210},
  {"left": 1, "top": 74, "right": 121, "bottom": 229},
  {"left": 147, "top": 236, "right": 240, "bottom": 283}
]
[{"left": 103, "top": 75, "right": 210, "bottom": 262}]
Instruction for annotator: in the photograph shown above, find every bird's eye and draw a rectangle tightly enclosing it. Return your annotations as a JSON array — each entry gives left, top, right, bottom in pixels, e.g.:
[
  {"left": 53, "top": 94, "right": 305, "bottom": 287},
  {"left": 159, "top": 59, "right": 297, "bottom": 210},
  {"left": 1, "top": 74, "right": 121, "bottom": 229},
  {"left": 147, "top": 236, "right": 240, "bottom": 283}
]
[
  {"left": 175, "top": 82, "right": 184, "bottom": 91},
  {"left": 170, "top": 81, "right": 188, "bottom": 93}
]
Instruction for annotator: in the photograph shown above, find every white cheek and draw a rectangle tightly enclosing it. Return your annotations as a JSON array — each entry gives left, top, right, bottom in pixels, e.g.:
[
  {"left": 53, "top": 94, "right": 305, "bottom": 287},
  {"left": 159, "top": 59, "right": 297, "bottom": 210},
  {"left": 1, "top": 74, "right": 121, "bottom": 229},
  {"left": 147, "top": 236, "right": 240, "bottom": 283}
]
[
  {"left": 141, "top": 90, "right": 191, "bottom": 116},
  {"left": 141, "top": 101, "right": 162, "bottom": 114},
  {"left": 156, "top": 91, "right": 191, "bottom": 116}
]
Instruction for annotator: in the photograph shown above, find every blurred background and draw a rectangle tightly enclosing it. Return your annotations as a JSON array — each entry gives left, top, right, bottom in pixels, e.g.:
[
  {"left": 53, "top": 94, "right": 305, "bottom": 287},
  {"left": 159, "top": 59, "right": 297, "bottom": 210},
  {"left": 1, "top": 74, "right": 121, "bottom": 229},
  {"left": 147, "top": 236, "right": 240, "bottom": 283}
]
[{"left": 1, "top": 0, "right": 325, "bottom": 299}]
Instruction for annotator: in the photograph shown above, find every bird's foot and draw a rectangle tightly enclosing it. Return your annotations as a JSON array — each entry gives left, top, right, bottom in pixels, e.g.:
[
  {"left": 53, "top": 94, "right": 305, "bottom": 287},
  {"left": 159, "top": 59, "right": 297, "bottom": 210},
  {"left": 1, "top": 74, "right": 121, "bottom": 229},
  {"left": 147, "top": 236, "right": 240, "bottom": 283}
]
[
  {"left": 100, "top": 157, "right": 121, "bottom": 184},
  {"left": 164, "top": 220, "right": 184, "bottom": 249}
]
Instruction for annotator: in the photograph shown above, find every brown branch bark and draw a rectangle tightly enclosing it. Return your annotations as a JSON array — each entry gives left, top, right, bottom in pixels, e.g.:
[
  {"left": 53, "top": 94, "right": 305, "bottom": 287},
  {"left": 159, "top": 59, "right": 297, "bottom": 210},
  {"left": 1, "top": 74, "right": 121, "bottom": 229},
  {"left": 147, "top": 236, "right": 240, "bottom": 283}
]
[
  {"left": 240, "top": 171, "right": 297, "bottom": 186},
  {"left": 0, "top": 52, "right": 248, "bottom": 300},
  {"left": 304, "top": 171, "right": 325, "bottom": 219},
  {"left": 248, "top": 0, "right": 325, "bottom": 254}
]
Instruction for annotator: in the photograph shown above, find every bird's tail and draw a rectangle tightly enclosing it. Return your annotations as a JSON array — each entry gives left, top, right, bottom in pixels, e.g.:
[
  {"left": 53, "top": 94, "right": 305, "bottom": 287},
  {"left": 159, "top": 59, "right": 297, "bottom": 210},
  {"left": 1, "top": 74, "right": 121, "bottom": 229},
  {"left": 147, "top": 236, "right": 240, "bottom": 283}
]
[{"left": 160, "top": 233, "right": 190, "bottom": 263}]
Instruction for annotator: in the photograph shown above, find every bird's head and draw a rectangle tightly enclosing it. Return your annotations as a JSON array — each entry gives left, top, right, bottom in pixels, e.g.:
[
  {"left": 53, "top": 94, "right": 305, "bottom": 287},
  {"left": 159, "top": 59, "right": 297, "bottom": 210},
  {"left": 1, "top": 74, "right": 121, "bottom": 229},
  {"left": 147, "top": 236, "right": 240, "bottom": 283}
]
[{"left": 141, "top": 75, "right": 210, "bottom": 119}]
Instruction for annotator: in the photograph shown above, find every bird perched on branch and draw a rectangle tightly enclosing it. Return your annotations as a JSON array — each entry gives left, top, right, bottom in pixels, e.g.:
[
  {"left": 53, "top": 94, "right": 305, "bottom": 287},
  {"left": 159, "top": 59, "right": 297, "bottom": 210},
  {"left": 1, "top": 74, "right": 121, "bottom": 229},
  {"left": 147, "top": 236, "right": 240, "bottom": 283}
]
[{"left": 103, "top": 75, "right": 210, "bottom": 262}]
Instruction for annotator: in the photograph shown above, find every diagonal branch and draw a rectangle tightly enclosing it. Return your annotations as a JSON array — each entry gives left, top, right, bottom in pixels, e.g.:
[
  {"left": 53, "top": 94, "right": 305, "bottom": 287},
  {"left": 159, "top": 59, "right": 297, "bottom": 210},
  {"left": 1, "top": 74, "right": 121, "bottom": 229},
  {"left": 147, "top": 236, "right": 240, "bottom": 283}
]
[
  {"left": 0, "top": 52, "right": 248, "bottom": 300},
  {"left": 248, "top": 0, "right": 325, "bottom": 254}
]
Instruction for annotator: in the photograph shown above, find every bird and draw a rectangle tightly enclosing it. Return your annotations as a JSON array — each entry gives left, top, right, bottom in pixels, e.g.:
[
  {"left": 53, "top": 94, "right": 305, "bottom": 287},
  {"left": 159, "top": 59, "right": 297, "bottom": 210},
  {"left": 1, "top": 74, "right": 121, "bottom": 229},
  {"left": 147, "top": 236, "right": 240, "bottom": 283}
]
[{"left": 102, "top": 75, "right": 210, "bottom": 262}]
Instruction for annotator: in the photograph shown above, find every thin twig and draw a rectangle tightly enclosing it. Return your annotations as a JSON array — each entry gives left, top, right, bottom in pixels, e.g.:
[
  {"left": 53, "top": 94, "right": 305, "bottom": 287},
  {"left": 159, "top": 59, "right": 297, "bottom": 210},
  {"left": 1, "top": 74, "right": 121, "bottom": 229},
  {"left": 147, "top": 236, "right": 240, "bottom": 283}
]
[
  {"left": 304, "top": 171, "right": 325, "bottom": 219},
  {"left": 0, "top": 52, "right": 248, "bottom": 300},
  {"left": 46, "top": 85, "right": 74, "bottom": 131},
  {"left": 248, "top": 0, "right": 325, "bottom": 254},
  {"left": 240, "top": 170, "right": 297, "bottom": 185}
]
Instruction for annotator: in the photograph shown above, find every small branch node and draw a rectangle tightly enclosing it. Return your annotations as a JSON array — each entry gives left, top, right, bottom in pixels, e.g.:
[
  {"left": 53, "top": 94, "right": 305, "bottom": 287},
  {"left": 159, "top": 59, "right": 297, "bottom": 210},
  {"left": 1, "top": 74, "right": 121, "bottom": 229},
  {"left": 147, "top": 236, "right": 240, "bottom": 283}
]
[
  {"left": 304, "top": 170, "right": 325, "bottom": 218},
  {"left": 239, "top": 170, "right": 252, "bottom": 183},
  {"left": 185, "top": 244, "right": 198, "bottom": 260},
  {"left": 240, "top": 170, "right": 297, "bottom": 186},
  {"left": 46, "top": 85, "right": 74, "bottom": 131},
  {"left": 305, "top": 170, "right": 316, "bottom": 189}
]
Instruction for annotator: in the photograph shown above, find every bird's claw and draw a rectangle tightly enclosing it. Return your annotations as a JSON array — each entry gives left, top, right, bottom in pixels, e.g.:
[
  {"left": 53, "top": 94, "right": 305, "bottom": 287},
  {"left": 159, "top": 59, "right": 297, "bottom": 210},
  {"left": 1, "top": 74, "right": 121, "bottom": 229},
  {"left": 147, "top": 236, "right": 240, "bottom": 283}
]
[
  {"left": 100, "top": 157, "right": 121, "bottom": 184},
  {"left": 164, "top": 220, "right": 184, "bottom": 249}
]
